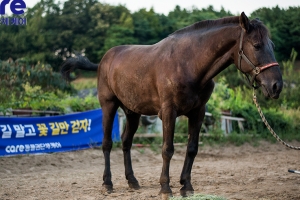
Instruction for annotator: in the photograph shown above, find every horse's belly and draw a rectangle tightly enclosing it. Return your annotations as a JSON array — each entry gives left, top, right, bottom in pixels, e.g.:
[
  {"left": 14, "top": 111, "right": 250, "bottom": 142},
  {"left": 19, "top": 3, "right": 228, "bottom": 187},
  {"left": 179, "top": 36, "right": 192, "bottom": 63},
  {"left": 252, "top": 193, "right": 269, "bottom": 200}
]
[
  {"left": 119, "top": 93, "right": 160, "bottom": 115},
  {"left": 111, "top": 78, "right": 160, "bottom": 115}
]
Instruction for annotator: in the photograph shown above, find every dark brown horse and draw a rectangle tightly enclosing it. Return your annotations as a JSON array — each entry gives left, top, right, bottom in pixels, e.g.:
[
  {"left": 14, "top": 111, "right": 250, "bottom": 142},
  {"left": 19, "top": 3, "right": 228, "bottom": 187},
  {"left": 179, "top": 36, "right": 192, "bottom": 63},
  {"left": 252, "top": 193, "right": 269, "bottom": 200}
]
[{"left": 61, "top": 12, "right": 282, "bottom": 198}]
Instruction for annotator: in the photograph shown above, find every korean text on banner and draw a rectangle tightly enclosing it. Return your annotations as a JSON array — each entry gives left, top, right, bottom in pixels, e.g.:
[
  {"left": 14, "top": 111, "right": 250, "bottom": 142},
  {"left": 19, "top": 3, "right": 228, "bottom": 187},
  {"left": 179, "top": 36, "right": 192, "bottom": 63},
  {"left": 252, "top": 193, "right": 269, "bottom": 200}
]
[{"left": 0, "top": 109, "right": 120, "bottom": 156}]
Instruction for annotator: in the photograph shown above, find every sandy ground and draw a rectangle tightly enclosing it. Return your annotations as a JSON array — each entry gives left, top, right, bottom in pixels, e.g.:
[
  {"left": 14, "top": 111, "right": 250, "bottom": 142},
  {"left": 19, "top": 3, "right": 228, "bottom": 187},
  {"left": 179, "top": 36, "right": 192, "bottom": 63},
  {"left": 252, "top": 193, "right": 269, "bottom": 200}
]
[{"left": 1, "top": 141, "right": 300, "bottom": 200}]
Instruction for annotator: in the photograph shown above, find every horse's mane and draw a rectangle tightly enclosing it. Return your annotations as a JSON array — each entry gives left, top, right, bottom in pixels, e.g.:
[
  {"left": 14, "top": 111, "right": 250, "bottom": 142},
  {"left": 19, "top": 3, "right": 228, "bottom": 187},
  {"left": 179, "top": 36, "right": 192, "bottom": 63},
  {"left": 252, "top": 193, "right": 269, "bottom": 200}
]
[
  {"left": 169, "top": 16, "right": 269, "bottom": 37},
  {"left": 169, "top": 16, "right": 240, "bottom": 36}
]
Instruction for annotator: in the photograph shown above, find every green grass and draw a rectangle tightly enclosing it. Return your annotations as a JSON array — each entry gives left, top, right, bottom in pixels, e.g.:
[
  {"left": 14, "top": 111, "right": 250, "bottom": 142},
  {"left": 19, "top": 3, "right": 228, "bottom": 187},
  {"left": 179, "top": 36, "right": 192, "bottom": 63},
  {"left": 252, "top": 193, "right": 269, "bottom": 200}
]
[
  {"left": 170, "top": 194, "right": 227, "bottom": 200},
  {"left": 71, "top": 77, "right": 97, "bottom": 90}
]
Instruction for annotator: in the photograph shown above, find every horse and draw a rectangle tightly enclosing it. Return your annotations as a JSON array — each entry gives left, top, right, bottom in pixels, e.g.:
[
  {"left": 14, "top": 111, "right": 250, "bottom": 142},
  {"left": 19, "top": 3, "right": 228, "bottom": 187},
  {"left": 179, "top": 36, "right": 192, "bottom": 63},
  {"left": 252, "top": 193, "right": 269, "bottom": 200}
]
[{"left": 61, "top": 12, "right": 283, "bottom": 198}]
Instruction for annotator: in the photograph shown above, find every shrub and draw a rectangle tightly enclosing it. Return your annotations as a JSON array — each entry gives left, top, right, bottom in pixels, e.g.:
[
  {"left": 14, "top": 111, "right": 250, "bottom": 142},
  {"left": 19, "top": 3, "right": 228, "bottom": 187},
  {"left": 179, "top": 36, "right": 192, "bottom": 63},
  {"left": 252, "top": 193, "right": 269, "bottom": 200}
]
[
  {"left": 60, "top": 94, "right": 100, "bottom": 112},
  {"left": 0, "top": 58, "right": 73, "bottom": 110}
]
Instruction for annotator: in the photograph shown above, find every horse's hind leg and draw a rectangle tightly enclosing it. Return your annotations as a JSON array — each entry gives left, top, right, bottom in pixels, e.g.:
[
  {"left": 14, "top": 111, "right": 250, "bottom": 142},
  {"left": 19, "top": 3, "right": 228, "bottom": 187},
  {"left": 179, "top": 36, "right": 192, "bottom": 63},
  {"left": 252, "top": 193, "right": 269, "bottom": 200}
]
[
  {"left": 100, "top": 98, "right": 119, "bottom": 193},
  {"left": 121, "top": 110, "right": 141, "bottom": 189}
]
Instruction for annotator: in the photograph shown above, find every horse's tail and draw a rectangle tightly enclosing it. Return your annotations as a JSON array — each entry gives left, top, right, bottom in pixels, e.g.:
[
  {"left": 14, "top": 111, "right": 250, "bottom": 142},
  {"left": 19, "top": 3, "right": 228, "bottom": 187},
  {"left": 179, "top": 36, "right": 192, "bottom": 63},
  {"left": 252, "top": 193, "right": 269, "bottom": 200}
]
[{"left": 60, "top": 55, "right": 98, "bottom": 81}]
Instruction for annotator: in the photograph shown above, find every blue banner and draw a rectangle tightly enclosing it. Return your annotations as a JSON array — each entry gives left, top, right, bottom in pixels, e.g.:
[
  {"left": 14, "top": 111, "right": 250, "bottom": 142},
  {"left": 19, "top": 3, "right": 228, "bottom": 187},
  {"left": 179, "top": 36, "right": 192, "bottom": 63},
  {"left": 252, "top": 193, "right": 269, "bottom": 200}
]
[{"left": 0, "top": 109, "right": 120, "bottom": 156}]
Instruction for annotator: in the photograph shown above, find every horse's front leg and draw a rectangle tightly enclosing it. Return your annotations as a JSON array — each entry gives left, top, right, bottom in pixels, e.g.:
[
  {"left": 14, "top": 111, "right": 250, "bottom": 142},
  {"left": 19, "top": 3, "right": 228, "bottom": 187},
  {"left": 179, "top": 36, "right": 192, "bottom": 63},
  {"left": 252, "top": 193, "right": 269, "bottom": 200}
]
[
  {"left": 159, "top": 106, "right": 177, "bottom": 199},
  {"left": 180, "top": 106, "right": 206, "bottom": 197}
]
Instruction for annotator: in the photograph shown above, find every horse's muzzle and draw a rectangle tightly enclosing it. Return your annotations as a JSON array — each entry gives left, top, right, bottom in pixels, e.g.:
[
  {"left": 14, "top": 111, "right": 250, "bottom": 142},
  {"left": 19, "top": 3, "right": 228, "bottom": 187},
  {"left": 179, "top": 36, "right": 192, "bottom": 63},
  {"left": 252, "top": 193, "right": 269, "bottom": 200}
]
[
  {"left": 262, "top": 80, "right": 283, "bottom": 99},
  {"left": 271, "top": 81, "right": 283, "bottom": 99}
]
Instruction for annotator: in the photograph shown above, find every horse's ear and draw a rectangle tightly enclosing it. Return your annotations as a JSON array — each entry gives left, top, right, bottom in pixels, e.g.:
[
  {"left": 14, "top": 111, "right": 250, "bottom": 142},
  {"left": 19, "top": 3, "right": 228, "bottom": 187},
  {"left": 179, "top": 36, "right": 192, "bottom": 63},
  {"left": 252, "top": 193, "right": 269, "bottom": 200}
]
[{"left": 239, "top": 12, "right": 250, "bottom": 32}]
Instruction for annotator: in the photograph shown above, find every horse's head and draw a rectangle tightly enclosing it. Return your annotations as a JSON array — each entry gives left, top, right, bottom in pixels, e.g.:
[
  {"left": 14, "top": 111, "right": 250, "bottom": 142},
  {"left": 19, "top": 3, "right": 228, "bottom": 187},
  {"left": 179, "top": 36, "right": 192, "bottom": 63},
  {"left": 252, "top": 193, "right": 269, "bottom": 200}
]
[{"left": 235, "top": 12, "right": 283, "bottom": 99}]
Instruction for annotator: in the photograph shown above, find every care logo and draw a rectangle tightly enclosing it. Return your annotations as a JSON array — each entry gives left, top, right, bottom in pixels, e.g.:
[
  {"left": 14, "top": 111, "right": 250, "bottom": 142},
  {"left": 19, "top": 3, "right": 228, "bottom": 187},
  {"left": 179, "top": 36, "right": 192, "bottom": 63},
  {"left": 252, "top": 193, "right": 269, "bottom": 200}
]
[{"left": 0, "top": 0, "right": 27, "bottom": 26}]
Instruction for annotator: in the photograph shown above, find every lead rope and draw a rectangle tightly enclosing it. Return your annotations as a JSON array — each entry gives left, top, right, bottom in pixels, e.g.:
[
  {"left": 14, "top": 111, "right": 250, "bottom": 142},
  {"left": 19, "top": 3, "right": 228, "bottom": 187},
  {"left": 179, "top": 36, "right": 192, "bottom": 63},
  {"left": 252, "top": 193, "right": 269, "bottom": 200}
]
[{"left": 253, "top": 89, "right": 300, "bottom": 150}]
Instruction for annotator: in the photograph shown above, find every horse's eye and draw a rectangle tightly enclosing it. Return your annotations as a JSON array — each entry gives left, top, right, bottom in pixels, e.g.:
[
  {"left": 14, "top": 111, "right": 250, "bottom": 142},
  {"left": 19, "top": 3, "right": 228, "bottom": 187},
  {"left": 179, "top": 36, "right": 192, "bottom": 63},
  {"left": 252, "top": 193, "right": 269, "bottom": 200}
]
[{"left": 253, "top": 43, "right": 261, "bottom": 50}]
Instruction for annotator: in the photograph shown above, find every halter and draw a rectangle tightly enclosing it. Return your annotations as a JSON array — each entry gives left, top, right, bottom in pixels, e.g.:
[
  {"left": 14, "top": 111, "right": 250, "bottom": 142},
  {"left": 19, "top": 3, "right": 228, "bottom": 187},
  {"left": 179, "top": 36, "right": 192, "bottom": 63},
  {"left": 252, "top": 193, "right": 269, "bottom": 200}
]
[{"left": 238, "top": 29, "right": 279, "bottom": 89}]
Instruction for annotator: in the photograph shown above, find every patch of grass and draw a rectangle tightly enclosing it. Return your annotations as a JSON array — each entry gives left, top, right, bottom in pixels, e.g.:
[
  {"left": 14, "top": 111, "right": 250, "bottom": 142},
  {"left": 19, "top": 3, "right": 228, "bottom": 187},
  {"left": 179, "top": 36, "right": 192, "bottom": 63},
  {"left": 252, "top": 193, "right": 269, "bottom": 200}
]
[
  {"left": 71, "top": 77, "right": 97, "bottom": 90},
  {"left": 226, "top": 132, "right": 256, "bottom": 146},
  {"left": 88, "top": 139, "right": 101, "bottom": 149},
  {"left": 170, "top": 193, "right": 227, "bottom": 200},
  {"left": 150, "top": 137, "right": 163, "bottom": 153},
  {"left": 137, "top": 148, "right": 145, "bottom": 154},
  {"left": 174, "top": 133, "right": 188, "bottom": 143},
  {"left": 112, "top": 142, "right": 122, "bottom": 149}
]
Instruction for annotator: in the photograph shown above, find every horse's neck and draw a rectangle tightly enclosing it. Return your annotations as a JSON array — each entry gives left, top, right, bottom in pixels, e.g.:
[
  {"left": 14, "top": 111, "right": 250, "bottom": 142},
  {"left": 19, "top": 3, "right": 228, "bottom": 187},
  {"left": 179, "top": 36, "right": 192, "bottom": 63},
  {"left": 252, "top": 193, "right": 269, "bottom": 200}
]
[{"left": 193, "top": 26, "right": 241, "bottom": 85}]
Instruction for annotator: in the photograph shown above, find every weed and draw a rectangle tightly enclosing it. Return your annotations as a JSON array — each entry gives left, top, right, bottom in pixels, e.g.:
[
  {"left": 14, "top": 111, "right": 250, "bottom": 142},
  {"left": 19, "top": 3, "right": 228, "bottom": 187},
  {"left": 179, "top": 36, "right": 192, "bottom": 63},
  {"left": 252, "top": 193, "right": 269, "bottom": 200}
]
[
  {"left": 138, "top": 149, "right": 145, "bottom": 154},
  {"left": 112, "top": 142, "right": 122, "bottom": 149},
  {"left": 170, "top": 193, "right": 227, "bottom": 200},
  {"left": 71, "top": 77, "right": 97, "bottom": 90}
]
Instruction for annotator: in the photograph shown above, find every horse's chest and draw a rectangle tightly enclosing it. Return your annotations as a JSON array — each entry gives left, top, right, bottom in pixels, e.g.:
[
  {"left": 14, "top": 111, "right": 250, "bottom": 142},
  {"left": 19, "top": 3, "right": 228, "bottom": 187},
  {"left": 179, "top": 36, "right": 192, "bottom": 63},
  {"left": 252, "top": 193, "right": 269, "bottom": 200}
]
[
  {"left": 173, "top": 90, "right": 202, "bottom": 112},
  {"left": 171, "top": 82, "right": 214, "bottom": 114}
]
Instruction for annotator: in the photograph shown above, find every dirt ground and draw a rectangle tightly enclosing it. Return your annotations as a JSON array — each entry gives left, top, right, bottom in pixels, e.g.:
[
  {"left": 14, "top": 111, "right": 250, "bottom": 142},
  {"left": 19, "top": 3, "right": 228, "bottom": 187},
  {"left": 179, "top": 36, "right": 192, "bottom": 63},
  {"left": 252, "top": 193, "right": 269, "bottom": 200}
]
[{"left": 1, "top": 141, "right": 300, "bottom": 200}]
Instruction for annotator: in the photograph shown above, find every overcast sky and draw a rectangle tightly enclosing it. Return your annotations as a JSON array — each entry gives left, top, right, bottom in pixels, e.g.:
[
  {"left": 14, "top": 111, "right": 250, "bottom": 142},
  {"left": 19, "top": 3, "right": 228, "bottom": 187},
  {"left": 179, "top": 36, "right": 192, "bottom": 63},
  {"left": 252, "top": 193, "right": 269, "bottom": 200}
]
[{"left": 12, "top": 0, "right": 300, "bottom": 16}]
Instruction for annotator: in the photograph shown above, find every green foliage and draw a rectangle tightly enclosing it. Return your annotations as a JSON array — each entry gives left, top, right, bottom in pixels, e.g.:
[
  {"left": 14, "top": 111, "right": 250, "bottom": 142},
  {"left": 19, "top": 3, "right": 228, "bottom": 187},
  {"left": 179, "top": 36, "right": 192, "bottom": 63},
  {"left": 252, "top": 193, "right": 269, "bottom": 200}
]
[
  {"left": 101, "top": 24, "right": 138, "bottom": 54},
  {"left": 226, "top": 132, "right": 256, "bottom": 146},
  {"left": 170, "top": 193, "right": 227, "bottom": 200},
  {"left": 149, "top": 137, "right": 163, "bottom": 153},
  {"left": 71, "top": 78, "right": 97, "bottom": 90},
  {"left": 168, "top": 5, "right": 232, "bottom": 31},
  {"left": 251, "top": 6, "right": 300, "bottom": 61},
  {"left": 0, "top": 58, "right": 99, "bottom": 113},
  {"left": 280, "top": 49, "right": 300, "bottom": 109},
  {"left": 10, "top": 82, "right": 66, "bottom": 111},
  {"left": 132, "top": 137, "right": 162, "bottom": 154},
  {"left": 132, "top": 8, "right": 163, "bottom": 44},
  {"left": 60, "top": 94, "right": 100, "bottom": 112},
  {"left": 209, "top": 77, "right": 233, "bottom": 111},
  {"left": 3, "top": 1, "right": 298, "bottom": 67},
  {"left": 217, "top": 65, "right": 246, "bottom": 88},
  {"left": 207, "top": 72, "right": 300, "bottom": 143},
  {"left": 0, "top": 59, "right": 72, "bottom": 109},
  {"left": 175, "top": 117, "right": 188, "bottom": 134},
  {"left": 112, "top": 141, "right": 122, "bottom": 149},
  {"left": 1, "top": 81, "right": 98, "bottom": 113}
]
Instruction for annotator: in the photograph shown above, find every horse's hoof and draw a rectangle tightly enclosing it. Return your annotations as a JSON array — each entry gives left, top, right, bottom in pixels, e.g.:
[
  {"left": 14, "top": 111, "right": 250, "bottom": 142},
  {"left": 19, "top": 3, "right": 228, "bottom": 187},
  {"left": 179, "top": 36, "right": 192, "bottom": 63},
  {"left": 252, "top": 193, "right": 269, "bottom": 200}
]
[
  {"left": 128, "top": 181, "right": 140, "bottom": 190},
  {"left": 102, "top": 184, "right": 113, "bottom": 193},
  {"left": 161, "top": 193, "right": 173, "bottom": 200},
  {"left": 180, "top": 190, "right": 194, "bottom": 197}
]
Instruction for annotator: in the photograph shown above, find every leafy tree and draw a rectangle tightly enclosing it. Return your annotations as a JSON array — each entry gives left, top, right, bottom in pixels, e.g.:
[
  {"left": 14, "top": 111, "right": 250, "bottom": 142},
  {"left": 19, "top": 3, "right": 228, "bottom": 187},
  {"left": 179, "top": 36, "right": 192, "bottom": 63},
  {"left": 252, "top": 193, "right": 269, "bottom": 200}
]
[
  {"left": 132, "top": 8, "right": 164, "bottom": 44},
  {"left": 251, "top": 6, "right": 300, "bottom": 61},
  {"left": 1, "top": 2, "right": 298, "bottom": 67},
  {"left": 102, "top": 25, "right": 137, "bottom": 53},
  {"left": 168, "top": 5, "right": 191, "bottom": 30}
]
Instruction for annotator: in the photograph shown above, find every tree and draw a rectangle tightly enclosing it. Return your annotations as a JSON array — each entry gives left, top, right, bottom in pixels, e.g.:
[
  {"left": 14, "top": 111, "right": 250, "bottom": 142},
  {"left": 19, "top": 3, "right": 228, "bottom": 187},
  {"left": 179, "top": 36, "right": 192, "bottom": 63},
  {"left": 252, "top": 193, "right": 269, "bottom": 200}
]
[
  {"left": 132, "top": 8, "right": 163, "bottom": 44},
  {"left": 0, "top": 2, "right": 298, "bottom": 70},
  {"left": 101, "top": 10, "right": 138, "bottom": 53},
  {"left": 251, "top": 6, "right": 300, "bottom": 61}
]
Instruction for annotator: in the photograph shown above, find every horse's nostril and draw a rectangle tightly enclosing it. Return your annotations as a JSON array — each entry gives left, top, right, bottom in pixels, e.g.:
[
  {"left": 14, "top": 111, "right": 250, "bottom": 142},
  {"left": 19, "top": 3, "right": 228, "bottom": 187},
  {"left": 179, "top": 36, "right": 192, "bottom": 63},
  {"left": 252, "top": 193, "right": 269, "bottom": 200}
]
[
  {"left": 273, "top": 82, "right": 278, "bottom": 92},
  {"left": 272, "top": 81, "right": 283, "bottom": 94}
]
